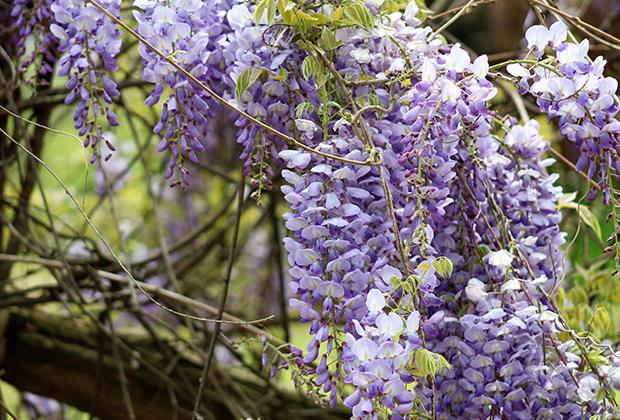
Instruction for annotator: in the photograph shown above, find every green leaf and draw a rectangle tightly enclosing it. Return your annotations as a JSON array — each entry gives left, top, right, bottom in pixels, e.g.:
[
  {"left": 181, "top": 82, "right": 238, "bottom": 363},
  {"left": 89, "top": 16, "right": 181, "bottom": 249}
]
[
  {"left": 255, "top": 0, "right": 276, "bottom": 24},
  {"left": 310, "top": 13, "right": 331, "bottom": 25},
  {"left": 301, "top": 56, "right": 327, "bottom": 87},
  {"left": 266, "top": 0, "right": 276, "bottom": 23},
  {"left": 255, "top": 0, "right": 267, "bottom": 22},
  {"left": 277, "top": 0, "right": 295, "bottom": 14},
  {"left": 557, "top": 191, "right": 577, "bottom": 206},
  {"left": 235, "top": 67, "right": 265, "bottom": 102},
  {"left": 343, "top": 2, "right": 374, "bottom": 30},
  {"left": 301, "top": 56, "right": 318, "bottom": 80},
  {"left": 414, "top": 349, "right": 451, "bottom": 377},
  {"left": 318, "top": 27, "right": 342, "bottom": 50},
  {"left": 568, "top": 286, "right": 589, "bottom": 305},
  {"left": 433, "top": 257, "right": 453, "bottom": 279},
  {"left": 588, "top": 350, "right": 609, "bottom": 368},
  {"left": 295, "top": 102, "right": 314, "bottom": 119},
  {"left": 325, "top": 100, "right": 342, "bottom": 111},
  {"left": 272, "top": 68, "right": 289, "bottom": 81},
  {"left": 332, "top": 6, "right": 343, "bottom": 21},
  {"left": 557, "top": 192, "right": 602, "bottom": 239},
  {"left": 296, "top": 10, "right": 320, "bottom": 31},
  {"left": 590, "top": 306, "right": 611, "bottom": 333},
  {"left": 277, "top": 0, "right": 297, "bottom": 25},
  {"left": 578, "top": 205, "right": 602, "bottom": 239}
]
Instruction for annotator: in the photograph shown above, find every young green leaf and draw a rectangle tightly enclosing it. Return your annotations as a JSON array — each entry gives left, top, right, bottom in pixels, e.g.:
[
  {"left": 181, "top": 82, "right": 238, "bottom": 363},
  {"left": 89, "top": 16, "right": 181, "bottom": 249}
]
[
  {"left": 295, "top": 102, "right": 315, "bottom": 119},
  {"left": 235, "top": 67, "right": 266, "bottom": 102},
  {"left": 414, "top": 348, "right": 451, "bottom": 377},
  {"left": 255, "top": 0, "right": 276, "bottom": 24},
  {"left": 343, "top": 2, "right": 374, "bottom": 30},
  {"left": 590, "top": 306, "right": 611, "bottom": 334},
  {"left": 557, "top": 192, "right": 602, "bottom": 239},
  {"left": 433, "top": 256, "right": 453, "bottom": 279},
  {"left": 568, "top": 286, "right": 589, "bottom": 305},
  {"left": 301, "top": 56, "right": 328, "bottom": 87},
  {"left": 318, "top": 27, "right": 342, "bottom": 51}
]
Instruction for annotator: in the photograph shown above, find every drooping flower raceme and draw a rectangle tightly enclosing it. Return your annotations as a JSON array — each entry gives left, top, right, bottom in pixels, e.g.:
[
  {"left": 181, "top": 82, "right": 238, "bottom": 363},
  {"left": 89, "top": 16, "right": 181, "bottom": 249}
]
[
  {"left": 510, "top": 21, "right": 620, "bottom": 204},
  {"left": 133, "top": 0, "right": 233, "bottom": 186},
  {"left": 49, "top": 0, "right": 122, "bottom": 162},
  {"left": 424, "top": 120, "right": 615, "bottom": 418},
  {"left": 9, "top": 0, "right": 57, "bottom": 83}
]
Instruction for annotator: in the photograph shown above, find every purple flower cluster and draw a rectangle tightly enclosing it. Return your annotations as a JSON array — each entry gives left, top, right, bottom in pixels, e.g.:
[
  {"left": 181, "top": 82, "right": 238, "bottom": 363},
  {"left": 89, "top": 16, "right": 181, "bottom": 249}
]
[
  {"left": 216, "top": 3, "right": 620, "bottom": 416},
  {"left": 280, "top": 133, "right": 425, "bottom": 415},
  {"left": 510, "top": 21, "right": 620, "bottom": 203},
  {"left": 220, "top": 3, "right": 305, "bottom": 190},
  {"left": 133, "top": 0, "right": 232, "bottom": 186},
  {"left": 9, "top": 0, "right": 57, "bottom": 83},
  {"left": 423, "top": 119, "right": 612, "bottom": 418},
  {"left": 49, "top": 0, "right": 122, "bottom": 162}
]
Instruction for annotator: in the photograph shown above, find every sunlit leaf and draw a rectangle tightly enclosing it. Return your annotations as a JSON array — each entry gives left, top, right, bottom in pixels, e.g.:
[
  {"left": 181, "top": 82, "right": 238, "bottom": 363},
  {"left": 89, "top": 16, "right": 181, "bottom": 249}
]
[
  {"left": 235, "top": 67, "right": 266, "bottom": 102},
  {"left": 414, "top": 349, "right": 451, "bottom": 377},
  {"left": 433, "top": 257, "right": 453, "bottom": 279},
  {"left": 343, "top": 2, "right": 374, "bottom": 30}
]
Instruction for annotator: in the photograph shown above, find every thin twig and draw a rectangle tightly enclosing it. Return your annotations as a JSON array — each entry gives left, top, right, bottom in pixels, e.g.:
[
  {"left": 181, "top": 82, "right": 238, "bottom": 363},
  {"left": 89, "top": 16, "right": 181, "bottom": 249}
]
[
  {"left": 430, "top": 0, "right": 477, "bottom": 39},
  {"left": 193, "top": 173, "right": 245, "bottom": 418}
]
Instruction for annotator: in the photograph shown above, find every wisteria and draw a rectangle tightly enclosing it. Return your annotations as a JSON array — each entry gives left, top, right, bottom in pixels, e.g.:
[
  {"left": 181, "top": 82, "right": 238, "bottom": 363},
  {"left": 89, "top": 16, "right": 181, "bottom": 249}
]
[
  {"left": 223, "top": 3, "right": 620, "bottom": 418},
  {"left": 48, "top": 0, "right": 122, "bottom": 162},
  {"left": 133, "top": 0, "right": 232, "bottom": 186},
  {"left": 509, "top": 21, "right": 620, "bottom": 204},
  {"left": 8, "top": 0, "right": 57, "bottom": 83},
  {"left": 425, "top": 119, "right": 609, "bottom": 418},
  {"left": 5, "top": 0, "right": 620, "bottom": 418}
]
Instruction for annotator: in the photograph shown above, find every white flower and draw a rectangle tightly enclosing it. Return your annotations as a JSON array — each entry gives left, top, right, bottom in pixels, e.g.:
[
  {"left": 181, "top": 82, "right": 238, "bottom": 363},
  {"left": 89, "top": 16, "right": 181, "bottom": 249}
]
[
  {"left": 501, "top": 279, "right": 521, "bottom": 292},
  {"left": 49, "top": 23, "right": 67, "bottom": 40},
  {"left": 577, "top": 376, "right": 599, "bottom": 402},
  {"left": 484, "top": 152, "right": 511, "bottom": 167},
  {"left": 473, "top": 55, "right": 488, "bottom": 78},
  {"left": 487, "top": 249, "right": 514, "bottom": 269},
  {"left": 549, "top": 21, "right": 567, "bottom": 47},
  {"left": 376, "top": 265, "right": 402, "bottom": 288},
  {"left": 440, "top": 79, "right": 461, "bottom": 102},
  {"left": 295, "top": 118, "right": 318, "bottom": 135},
  {"left": 539, "top": 310, "right": 558, "bottom": 322},
  {"left": 465, "top": 278, "right": 487, "bottom": 302},
  {"left": 405, "top": 311, "right": 420, "bottom": 335},
  {"left": 389, "top": 58, "right": 406, "bottom": 72},
  {"left": 483, "top": 308, "right": 505, "bottom": 321},
  {"left": 153, "top": 6, "right": 177, "bottom": 24},
  {"left": 557, "top": 39, "right": 589, "bottom": 64},
  {"left": 376, "top": 313, "right": 403, "bottom": 337},
  {"left": 353, "top": 337, "right": 378, "bottom": 360},
  {"left": 445, "top": 44, "right": 470, "bottom": 73},
  {"left": 227, "top": 4, "right": 252, "bottom": 31},
  {"left": 133, "top": 0, "right": 155, "bottom": 9},
  {"left": 525, "top": 25, "right": 550, "bottom": 50},
  {"left": 366, "top": 289, "right": 386, "bottom": 312},
  {"left": 531, "top": 275, "right": 548, "bottom": 286},
  {"left": 404, "top": 1, "right": 419, "bottom": 25},
  {"left": 421, "top": 58, "right": 436, "bottom": 82},
  {"left": 364, "top": 0, "right": 385, "bottom": 8},
  {"left": 278, "top": 150, "right": 311, "bottom": 169},
  {"left": 351, "top": 48, "right": 372, "bottom": 64},
  {"left": 506, "top": 63, "right": 530, "bottom": 79}
]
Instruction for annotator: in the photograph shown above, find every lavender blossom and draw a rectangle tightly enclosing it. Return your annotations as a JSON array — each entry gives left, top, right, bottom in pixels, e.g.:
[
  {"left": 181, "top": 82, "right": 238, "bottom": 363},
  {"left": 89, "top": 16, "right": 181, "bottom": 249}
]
[{"left": 49, "top": 0, "right": 122, "bottom": 162}]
